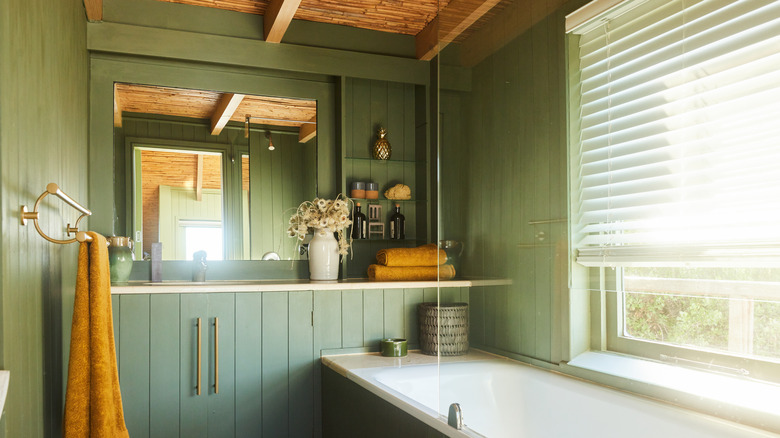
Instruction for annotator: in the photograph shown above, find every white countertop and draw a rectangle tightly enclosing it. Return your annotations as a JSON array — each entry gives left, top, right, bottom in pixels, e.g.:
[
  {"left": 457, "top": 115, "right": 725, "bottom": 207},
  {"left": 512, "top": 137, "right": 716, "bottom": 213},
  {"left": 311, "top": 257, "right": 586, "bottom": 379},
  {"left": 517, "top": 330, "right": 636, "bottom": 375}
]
[
  {"left": 322, "top": 350, "right": 502, "bottom": 377},
  {"left": 110, "top": 278, "right": 511, "bottom": 294}
]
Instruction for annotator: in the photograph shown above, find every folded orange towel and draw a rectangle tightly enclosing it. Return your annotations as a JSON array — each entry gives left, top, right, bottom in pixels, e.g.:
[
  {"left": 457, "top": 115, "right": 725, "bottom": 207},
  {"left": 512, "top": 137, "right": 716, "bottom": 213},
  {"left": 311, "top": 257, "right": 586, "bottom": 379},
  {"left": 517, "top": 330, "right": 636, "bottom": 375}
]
[
  {"left": 64, "top": 232, "right": 129, "bottom": 438},
  {"left": 367, "top": 264, "right": 456, "bottom": 281},
  {"left": 376, "top": 243, "right": 447, "bottom": 267}
]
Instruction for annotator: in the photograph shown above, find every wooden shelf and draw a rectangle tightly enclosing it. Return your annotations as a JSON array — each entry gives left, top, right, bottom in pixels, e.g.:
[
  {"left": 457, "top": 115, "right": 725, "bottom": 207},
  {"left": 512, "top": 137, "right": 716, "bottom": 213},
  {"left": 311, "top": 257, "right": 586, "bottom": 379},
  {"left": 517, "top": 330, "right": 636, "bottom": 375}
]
[
  {"left": 352, "top": 198, "right": 426, "bottom": 203},
  {"left": 351, "top": 238, "right": 419, "bottom": 243}
]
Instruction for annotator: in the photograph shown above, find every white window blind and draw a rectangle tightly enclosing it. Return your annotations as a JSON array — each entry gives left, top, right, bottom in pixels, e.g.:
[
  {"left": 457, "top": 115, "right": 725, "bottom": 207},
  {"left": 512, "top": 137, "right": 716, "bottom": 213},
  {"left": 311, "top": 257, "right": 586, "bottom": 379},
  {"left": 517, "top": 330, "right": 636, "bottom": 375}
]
[{"left": 570, "top": 0, "right": 780, "bottom": 267}]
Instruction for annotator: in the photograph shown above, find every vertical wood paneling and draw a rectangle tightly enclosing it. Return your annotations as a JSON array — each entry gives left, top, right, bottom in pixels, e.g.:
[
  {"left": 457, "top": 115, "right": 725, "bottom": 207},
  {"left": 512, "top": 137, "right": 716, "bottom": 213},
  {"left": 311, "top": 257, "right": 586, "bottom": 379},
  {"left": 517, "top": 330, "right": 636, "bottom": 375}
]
[
  {"left": 113, "top": 287, "right": 472, "bottom": 436},
  {"left": 438, "top": 7, "right": 568, "bottom": 363},
  {"left": 262, "top": 292, "right": 289, "bottom": 437},
  {"left": 119, "top": 117, "right": 313, "bottom": 261},
  {"left": 179, "top": 294, "right": 208, "bottom": 438},
  {"left": 403, "top": 289, "right": 424, "bottom": 345},
  {"left": 234, "top": 293, "right": 263, "bottom": 437},
  {"left": 288, "top": 291, "right": 314, "bottom": 438},
  {"left": 363, "top": 289, "right": 384, "bottom": 346},
  {"left": 383, "top": 290, "right": 404, "bottom": 339},
  {"left": 341, "top": 290, "right": 364, "bottom": 348},
  {"left": 119, "top": 294, "right": 151, "bottom": 438},
  {"left": 314, "top": 290, "right": 343, "bottom": 353},
  {"left": 344, "top": 78, "right": 425, "bottom": 278},
  {"left": 112, "top": 295, "right": 120, "bottom": 364},
  {"left": 149, "top": 294, "right": 180, "bottom": 438},
  {"left": 2, "top": 0, "right": 87, "bottom": 435},
  {"left": 351, "top": 79, "right": 372, "bottom": 158},
  {"left": 207, "top": 294, "right": 236, "bottom": 438}
]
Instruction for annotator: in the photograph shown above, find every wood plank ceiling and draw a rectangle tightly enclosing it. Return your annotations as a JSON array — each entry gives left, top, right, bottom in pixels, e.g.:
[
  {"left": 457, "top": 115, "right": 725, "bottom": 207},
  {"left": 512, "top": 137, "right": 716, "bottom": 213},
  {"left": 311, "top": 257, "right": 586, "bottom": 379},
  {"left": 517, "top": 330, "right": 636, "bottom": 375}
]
[
  {"left": 114, "top": 83, "right": 318, "bottom": 141},
  {"left": 99, "top": 0, "right": 512, "bottom": 142},
  {"left": 151, "top": 0, "right": 510, "bottom": 59}
]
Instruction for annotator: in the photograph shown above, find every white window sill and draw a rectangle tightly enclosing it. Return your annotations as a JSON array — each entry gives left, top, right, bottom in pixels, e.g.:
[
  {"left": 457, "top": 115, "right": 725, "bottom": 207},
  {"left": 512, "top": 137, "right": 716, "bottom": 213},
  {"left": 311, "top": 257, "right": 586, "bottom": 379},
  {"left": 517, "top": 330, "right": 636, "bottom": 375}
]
[{"left": 567, "top": 352, "right": 780, "bottom": 420}]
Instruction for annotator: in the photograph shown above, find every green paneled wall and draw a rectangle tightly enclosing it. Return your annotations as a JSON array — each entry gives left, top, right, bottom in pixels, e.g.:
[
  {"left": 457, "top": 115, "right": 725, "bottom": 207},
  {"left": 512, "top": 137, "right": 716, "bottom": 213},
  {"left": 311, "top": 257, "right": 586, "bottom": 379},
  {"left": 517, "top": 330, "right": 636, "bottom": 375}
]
[
  {"left": 112, "top": 287, "right": 468, "bottom": 437},
  {"left": 249, "top": 130, "right": 317, "bottom": 260},
  {"left": 439, "top": 10, "right": 569, "bottom": 363},
  {"left": 341, "top": 78, "right": 431, "bottom": 277},
  {"left": 0, "top": 0, "right": 88, "bottom": 436}
]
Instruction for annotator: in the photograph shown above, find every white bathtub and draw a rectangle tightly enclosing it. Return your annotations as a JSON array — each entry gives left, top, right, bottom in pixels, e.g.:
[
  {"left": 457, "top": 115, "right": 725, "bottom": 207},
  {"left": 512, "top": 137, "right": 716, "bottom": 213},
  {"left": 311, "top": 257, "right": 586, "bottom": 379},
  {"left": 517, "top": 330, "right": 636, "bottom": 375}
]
[{"left": 347, "top": 358, "right": 778, "bottom": 438}]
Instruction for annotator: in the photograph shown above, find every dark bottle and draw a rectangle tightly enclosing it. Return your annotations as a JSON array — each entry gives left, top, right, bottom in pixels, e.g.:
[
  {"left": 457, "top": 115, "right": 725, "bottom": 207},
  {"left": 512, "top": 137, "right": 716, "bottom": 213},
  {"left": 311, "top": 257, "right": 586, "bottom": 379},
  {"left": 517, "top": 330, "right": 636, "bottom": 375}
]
[
  {"left": 390, "top": 203, "right": 405, "bottom": 239},
  {"left": 351, "top": 203, "right": 367, "bottom": 239}
]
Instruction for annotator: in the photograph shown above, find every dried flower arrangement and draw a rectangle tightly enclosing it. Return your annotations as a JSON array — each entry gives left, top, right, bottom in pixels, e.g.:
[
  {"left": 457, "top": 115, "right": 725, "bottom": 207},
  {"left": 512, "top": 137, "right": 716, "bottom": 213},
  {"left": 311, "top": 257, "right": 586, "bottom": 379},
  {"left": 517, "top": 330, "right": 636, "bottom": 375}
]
[{"left": 288, "top": 194, "right": 353, "bottom": 255}]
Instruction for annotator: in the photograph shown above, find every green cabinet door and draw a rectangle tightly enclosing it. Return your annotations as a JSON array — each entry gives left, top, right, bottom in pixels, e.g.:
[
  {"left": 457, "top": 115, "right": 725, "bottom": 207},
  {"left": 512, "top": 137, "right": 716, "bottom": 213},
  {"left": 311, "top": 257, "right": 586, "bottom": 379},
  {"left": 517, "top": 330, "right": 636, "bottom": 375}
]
[
  {"left": 116, "top": 293, "right": 181, "bottom": 438},
  {"left": 234, "top": 291, "right": 315, "bottom": 437},
  {"left": 180, "top": 293, "right": 236, "bottom": 438},
  {"left": 113, "top": 291, "right": 314, "bottom": 438}
]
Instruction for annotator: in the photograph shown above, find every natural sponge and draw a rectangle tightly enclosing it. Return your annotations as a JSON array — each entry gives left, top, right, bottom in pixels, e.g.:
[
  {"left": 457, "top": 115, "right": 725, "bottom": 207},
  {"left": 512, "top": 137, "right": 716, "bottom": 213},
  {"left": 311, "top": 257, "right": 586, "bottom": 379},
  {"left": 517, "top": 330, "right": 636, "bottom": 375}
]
[{"left": 384, "top": 184, "right": 411, "bottom": 200}]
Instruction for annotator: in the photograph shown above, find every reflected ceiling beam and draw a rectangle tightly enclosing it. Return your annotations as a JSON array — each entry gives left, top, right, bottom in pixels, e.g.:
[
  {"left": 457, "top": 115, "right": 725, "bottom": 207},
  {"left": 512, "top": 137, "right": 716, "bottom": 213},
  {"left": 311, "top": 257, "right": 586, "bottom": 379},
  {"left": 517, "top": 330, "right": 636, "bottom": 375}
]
[
  {"left": 84, "top": 0, "right": 103, "bottom": 21},
  {"left": 415, "top": 0, "right": 502, "bottom": 61},
  {"left": 298, "top": 116, "right": 317, "bottom": 143},
  {"left": 264, "top": 0, "right": 303, "bottom": 43},
  {"left": 113, "top": 83, "right": 123, "bottom": 128},
  {"left": 210, "top": 93, "right": 245, "bottom": 135}
]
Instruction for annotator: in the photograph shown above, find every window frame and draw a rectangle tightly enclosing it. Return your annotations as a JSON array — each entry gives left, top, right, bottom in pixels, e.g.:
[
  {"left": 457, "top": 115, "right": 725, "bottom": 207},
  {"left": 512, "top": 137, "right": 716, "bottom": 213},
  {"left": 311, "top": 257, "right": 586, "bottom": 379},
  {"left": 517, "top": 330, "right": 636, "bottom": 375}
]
[{"left": 565, "top": 0, "right": 780, "bottom": 385}]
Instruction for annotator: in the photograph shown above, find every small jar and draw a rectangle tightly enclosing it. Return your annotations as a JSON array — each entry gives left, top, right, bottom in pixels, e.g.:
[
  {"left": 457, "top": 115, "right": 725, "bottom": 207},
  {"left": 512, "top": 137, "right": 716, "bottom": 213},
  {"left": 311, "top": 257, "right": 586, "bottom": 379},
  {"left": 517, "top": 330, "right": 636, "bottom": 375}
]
[
  {"left": 350, "top": 181, "right": 366, "bottom": 199},
  {"left": 365, "top": 182, "right": 379, "bottom": 199}
]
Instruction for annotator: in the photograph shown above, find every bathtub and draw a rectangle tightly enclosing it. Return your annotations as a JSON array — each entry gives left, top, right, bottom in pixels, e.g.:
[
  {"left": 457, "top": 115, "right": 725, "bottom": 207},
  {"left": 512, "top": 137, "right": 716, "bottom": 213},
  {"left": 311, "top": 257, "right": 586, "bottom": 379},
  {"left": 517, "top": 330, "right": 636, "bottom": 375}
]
[{"left": 343, "top": 357, "right": 777, "bottom": 438}]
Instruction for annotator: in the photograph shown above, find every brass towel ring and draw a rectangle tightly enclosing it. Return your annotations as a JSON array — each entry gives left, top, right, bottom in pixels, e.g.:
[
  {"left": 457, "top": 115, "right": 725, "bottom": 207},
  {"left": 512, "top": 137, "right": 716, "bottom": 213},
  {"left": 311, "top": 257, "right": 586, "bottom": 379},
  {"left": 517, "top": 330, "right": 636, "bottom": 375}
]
[{"left": 20, "top": 183, "right": 92, "bottom": 244}]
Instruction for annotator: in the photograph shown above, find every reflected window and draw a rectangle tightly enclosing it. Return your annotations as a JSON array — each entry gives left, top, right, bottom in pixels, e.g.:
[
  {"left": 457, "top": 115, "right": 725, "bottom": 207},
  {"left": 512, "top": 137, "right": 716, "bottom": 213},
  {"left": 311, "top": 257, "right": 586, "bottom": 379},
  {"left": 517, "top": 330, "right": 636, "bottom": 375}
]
[
  {"left": 182, "top": 221, "right": 224, "bottom": 261},
  {"left": 135, "top": 147, "right": 223, "bottom": 260}
]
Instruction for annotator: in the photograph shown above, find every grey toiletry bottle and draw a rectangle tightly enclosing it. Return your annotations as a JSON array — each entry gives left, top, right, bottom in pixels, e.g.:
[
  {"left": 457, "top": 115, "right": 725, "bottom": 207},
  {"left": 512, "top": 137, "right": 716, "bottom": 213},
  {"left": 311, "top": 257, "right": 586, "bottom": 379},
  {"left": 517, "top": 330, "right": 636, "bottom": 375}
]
[{"left": 192, "top": 250, "right": 207, "bottom": 282}]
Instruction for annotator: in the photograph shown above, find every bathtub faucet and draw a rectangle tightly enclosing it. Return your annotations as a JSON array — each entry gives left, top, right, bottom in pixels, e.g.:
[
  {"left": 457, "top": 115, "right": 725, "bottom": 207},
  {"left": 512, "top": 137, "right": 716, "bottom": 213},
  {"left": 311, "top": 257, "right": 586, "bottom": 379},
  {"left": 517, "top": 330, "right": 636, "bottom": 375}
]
[{"left": 448, "top": 403, "right": 463, "bottom": 430}]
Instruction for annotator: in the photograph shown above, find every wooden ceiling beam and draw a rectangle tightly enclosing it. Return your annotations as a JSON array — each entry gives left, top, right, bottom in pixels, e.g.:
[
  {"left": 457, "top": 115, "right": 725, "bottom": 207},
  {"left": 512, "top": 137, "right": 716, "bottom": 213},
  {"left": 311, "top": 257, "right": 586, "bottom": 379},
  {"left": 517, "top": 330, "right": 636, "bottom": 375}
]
[
  {"left": 264, "top": 0, "right": 303, "bottom": 43},
  {"left": 415, "top": 0, "right": 502, "bottom": 61},
  {"left": 298, "top": 116, "right": 317, "bottom": 143},
  {"left": 113, "top": 83, "right": 123, "bottom": 128},
  {"left": 210, "top": 93, "right": 245, "bottom": 135},
  {"left": 84, "top": 0, "right": 103, "bottom": 21}
]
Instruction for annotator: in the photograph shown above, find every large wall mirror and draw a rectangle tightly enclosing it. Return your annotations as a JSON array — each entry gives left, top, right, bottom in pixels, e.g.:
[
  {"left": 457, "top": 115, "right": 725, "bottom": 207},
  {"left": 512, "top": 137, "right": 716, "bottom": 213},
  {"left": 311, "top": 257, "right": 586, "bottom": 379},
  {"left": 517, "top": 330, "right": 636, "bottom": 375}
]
[{"left": 114, "top": 83, "right": 317, "bottom": 261}]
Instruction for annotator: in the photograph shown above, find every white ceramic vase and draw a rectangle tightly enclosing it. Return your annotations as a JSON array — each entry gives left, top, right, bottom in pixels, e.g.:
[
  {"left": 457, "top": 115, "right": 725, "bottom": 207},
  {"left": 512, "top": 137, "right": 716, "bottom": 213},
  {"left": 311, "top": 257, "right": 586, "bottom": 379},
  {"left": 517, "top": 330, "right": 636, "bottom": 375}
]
[{"left": 308, "top": 229, "right": 340, "bottom": 281}]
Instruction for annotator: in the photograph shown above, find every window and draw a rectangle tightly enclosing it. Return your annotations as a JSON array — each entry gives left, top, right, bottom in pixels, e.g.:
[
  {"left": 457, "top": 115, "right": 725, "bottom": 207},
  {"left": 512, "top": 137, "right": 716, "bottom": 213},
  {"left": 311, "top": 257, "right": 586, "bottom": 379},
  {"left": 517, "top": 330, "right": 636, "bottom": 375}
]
[
  {"left": 568, "top": 0, "right": 780, "bottom": 381},
  {"left": 181, "top": 220, "right": 224, "bottom": 261}
]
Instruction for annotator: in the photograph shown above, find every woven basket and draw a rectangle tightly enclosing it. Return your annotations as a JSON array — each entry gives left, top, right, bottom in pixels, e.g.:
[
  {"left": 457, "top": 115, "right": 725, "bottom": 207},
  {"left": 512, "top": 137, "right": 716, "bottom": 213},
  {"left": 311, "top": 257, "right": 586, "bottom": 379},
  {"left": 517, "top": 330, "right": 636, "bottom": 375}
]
[{"left": 418, "top": 302, "right": 469, "bottom": 356}]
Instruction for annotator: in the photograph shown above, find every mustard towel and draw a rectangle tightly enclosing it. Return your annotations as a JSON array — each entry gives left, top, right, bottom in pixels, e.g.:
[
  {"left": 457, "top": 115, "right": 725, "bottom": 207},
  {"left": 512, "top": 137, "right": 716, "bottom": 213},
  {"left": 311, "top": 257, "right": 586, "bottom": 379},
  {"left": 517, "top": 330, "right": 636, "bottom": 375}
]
[
  {"left": 376, "top": 243, "right": 447, "bottom": 267},
  {"left": 367, "top": 264, "right": 455, "bottom": 281},
  {"left": 64, "top": 232, "right": 129, "bottom": 438}
]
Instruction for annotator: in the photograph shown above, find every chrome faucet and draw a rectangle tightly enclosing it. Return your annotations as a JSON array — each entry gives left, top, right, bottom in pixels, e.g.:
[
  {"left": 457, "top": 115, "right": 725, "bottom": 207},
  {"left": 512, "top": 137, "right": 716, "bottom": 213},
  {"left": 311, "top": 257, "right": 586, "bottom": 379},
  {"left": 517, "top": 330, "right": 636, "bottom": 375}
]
[
  {"left": 192, "top": 250, "right": 207, "bottom": 282},
  {"left": 448, "top": 403, "right": 463, "bottom": 430}
]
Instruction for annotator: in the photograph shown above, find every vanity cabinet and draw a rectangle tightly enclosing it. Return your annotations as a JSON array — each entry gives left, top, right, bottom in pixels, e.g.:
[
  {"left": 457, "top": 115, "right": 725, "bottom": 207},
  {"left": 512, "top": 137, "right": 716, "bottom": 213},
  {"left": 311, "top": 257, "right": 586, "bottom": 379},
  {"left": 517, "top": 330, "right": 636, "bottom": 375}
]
[{"left": 112, "top": 291, "right": 315, "bottom": 438}]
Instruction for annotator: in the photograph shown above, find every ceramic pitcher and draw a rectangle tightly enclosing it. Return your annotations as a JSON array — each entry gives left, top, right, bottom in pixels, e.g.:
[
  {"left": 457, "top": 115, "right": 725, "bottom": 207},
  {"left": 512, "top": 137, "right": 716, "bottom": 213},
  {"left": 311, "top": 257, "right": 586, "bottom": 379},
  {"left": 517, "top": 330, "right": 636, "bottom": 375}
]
[{"left": 108, "top": 236, "right": 134, "bottom": 284}]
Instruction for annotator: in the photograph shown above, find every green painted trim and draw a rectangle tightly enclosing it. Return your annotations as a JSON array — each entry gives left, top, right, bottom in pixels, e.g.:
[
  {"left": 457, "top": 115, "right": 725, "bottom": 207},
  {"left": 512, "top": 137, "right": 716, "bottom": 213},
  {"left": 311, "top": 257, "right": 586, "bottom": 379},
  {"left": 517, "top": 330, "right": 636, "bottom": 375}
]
[
  {"left": 133, "top": 148, "right": 143, "bottom": 260},
  {"left": 87, "top": 22, "right": 429, "bottom": 85}
]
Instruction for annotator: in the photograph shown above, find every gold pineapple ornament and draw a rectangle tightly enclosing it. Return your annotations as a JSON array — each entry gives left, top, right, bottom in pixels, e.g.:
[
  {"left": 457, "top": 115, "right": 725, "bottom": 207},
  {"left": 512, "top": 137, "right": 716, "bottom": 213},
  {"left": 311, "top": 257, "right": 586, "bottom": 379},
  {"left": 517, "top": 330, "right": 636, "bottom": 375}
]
[{"left": 373, "top": 127, "right": 391, "bottom": 160}]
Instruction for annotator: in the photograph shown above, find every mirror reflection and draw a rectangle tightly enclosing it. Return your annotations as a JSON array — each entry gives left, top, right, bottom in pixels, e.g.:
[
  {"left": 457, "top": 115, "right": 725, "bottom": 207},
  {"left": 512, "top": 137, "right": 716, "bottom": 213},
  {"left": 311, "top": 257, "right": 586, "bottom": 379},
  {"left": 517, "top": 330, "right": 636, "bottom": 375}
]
[{"left": 114, "top": 83, "right": 317, "bottom": 261}]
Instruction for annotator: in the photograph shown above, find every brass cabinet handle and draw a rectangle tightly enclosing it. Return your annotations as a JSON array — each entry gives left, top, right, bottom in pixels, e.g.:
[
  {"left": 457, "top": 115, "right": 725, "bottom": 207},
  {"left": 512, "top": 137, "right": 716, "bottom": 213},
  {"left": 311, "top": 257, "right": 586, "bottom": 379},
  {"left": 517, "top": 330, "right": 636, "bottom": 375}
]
[
  {"left": 214, "top": 317, "right": 219, "bottom": 394},
  {"left": 196, "top": 317, "right": 202, "bottom": 396}
]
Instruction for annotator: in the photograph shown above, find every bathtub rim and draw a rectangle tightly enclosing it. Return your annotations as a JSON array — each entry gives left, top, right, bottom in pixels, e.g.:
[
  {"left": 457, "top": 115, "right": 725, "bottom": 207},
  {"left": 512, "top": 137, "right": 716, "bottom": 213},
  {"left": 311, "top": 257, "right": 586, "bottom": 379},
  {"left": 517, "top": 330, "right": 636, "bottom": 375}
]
[
  {"left": 322, "top": 350, "right": 502, "bottom": 438},
  {"left": 323, "top": 349, "right": 780, "bottom": 437}
]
